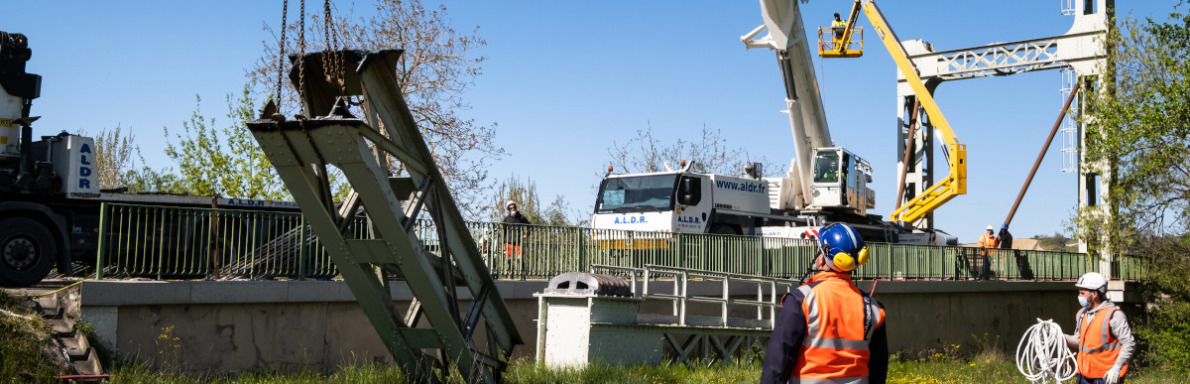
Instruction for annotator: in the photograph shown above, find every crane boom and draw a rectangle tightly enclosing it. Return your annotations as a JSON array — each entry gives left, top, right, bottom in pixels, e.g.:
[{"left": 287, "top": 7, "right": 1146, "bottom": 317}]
[{"left": 742, "top": 0, "right": 831, "bottom": 209}]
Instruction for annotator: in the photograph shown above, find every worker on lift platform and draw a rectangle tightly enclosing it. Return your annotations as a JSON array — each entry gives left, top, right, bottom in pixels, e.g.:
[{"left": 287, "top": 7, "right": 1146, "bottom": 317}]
[
  {"left": 830, "top": 13, "right": 847, "bottom": 48},
  {"left": 762, "top": 223, "right": 888, "bottom": 384}
]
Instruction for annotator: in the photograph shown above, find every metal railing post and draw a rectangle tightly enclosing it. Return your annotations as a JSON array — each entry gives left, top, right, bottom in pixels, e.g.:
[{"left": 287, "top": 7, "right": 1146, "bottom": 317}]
[
  {"left": 298, "top": 215, "right": 309, "bottom": 280},
  {"left": 156, "top": 209, "right": 166, "bottom": 281},
  {"left": 96, "top": 203, "right": 109, "bottom": 280},
  {"left": 676, "top": 233, "right": 684, "bottom": 269},
  {"left": 756, "top": 236, "right": 764, "bottom": 276},
  {"left": 576, "top": 226, "right": 585, "bottom": 274}
]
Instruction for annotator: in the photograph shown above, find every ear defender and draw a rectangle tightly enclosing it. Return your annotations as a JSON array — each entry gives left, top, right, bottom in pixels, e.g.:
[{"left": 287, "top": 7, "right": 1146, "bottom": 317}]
[
  {"left": 833, "top": 252, "right": 857, "bottom": 272},
  {"left": 831, "top": 246, "right": 870, "bottom": 272},
  {"left": 856, "top": 247, "right": 870, "bottom": 266}
]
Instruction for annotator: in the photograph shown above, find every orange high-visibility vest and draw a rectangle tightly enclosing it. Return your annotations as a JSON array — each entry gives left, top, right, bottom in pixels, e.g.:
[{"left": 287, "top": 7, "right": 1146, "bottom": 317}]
[
  {"left": 1077, "top": 305, "right": 1128, "bottom": 378},
  {"left": 793, "top": 272, "right": 885, "bottom": 382},
  {"left": 978, "top": 234, "right": 997, "bottom": 248}
]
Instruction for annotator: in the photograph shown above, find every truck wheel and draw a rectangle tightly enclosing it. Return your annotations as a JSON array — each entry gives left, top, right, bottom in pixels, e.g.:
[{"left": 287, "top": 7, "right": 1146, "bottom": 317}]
[{"left": 0, "top": 217, "right": 57, "bottom": 287}]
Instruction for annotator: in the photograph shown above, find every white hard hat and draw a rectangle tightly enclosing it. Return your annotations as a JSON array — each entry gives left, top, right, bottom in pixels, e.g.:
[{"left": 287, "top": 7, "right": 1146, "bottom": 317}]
[
  {"left": 1075, "top": 272, "right": 1108, "bottom": 292},
  {"left": 986, "top": 225, "right": 994, "bottom": 231},
  {"left": 506, "top": 200, "right": 517, "bottom": 208}
]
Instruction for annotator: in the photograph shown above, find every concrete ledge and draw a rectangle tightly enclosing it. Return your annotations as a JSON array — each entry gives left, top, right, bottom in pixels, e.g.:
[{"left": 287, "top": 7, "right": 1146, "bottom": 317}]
[
  {"left": 81, "top": 280, "right": 551, "bottom": 306},
  {"left": 856, "top": 280, "right": 1077, "bottom": 294},
  {"left": 82, "top": 279, "right": 1097, "bottom": 307}
]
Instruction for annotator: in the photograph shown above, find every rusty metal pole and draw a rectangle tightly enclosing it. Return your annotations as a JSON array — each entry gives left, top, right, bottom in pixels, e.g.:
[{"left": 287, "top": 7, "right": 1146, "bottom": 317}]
[
  {"left": 894, "top": 99, "right": 921, "bottom": 211},
  {"left": 1004, "top": 82, "right": 1081, "bottom": 227}
]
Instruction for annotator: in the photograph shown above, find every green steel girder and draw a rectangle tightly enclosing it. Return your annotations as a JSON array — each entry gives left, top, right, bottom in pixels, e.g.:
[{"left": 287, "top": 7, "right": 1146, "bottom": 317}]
[{"left": 248, "top": 49, "right": 520, "bottom": 383}]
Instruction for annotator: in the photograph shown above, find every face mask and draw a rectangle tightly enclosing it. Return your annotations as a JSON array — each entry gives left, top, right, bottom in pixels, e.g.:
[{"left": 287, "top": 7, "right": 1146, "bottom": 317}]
[{"left": 1078, "top": 296, "right": 1089, "bottom": 307}]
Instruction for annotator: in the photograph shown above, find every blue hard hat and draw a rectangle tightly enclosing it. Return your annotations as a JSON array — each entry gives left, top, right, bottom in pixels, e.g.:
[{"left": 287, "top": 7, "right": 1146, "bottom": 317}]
[
  {"left": 818, "top": 223, "right": 869, "bottom": 272},
  {"left": 1001, "top": 224, "right": 1009, "bottom": 230}
]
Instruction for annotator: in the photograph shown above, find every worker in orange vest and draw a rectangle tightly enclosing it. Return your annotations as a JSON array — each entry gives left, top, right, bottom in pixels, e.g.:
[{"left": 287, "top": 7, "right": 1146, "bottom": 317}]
[
  {"left": 977, "top": 225, "right": 998, "bottom": 248},
  {"left": 761, "top": 223, "right": 888, "bottom": 384},
  {"left": 1066, "top": 272, "right": 1134, "bottom": 384}
]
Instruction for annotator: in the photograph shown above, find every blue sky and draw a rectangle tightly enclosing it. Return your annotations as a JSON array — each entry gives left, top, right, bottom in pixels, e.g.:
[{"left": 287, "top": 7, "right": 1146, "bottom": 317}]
[{"left": 5, "top": 1, "right": 1175, "bottom": 242}]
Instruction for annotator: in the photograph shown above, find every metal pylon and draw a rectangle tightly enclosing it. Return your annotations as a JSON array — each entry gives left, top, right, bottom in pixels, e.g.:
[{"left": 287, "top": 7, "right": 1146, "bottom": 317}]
[
  {"left": 247, "top": 50, "right": 520, "bottom": 383},
  {"left": 893, "top": 0, "right": 1112, "bottom": 231}
]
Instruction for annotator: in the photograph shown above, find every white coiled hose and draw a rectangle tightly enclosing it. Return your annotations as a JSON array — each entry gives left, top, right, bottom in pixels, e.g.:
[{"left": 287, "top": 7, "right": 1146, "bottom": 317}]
[{"left": 1016, "top": 318, "right": 1077, "bottom": 383}]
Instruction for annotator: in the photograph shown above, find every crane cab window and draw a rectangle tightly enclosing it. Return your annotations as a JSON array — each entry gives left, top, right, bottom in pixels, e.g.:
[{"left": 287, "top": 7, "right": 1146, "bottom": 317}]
[{"left": 813, "top": 151, "right": 841, "bottom": 183}]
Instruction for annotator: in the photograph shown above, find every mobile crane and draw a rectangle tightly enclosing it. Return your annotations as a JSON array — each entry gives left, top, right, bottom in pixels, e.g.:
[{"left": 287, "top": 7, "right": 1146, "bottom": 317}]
[{"left": 590, "top": 0, "right": 955, "bottom": 245}]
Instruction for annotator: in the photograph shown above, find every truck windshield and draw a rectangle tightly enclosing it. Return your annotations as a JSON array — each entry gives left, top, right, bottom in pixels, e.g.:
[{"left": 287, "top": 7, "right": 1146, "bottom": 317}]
[
  {"left": 813, "top": 151, "right": 840, "bottom": 183},
  {"left": 595, "top": 174, "right": 679, "bottom": 213}
]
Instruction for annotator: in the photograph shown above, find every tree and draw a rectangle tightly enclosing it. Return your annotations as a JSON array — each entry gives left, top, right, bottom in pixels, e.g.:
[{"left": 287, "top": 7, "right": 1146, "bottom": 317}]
[
  {"left": 87, "top": 125, "right": 188, "bottom": 194},
  {"left": 121, "top": 161, "right": 185, "bottom": 195},
  {"left": 250, "top": 0, "right": 501, "bottom": 217},
  {"left": 1079, "top": 2, "right": 1190, "bottom": 372},
  {"left": 162, "top": 85, "right": 290, "bottom": 200},
  {"left": 88, "top": 125, "right": 135, "bottom": 190},
  {"left": 606, "top": 123, "right": 771, "bottom": 176},
  {"left": 489, "top": 175, "right": 575, "bottom": 226}
]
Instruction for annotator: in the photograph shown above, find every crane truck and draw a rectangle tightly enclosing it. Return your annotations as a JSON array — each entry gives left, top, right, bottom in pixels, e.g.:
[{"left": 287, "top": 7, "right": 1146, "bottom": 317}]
[
  {"left": 0, "top": 31, "right": 295, "bottom": 287},
  {"left": 591, "top": 0, "right": 959, "bottom": 245}
]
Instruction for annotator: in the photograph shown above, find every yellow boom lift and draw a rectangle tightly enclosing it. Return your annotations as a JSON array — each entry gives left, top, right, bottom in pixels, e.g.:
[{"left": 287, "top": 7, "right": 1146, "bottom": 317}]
[{"left": 821, "top": 0, "right": 967, "bottom": 224}]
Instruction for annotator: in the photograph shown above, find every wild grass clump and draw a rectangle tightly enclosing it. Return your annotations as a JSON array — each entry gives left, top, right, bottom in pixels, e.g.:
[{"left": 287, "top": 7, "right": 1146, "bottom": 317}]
[
  {"left": 0, "top": 290, "right": 67, "bottom": 381},
  {"left": 504, "top": 358, "right": 761, "bottom": 384},
  {"left": 7, "top": 320, "right": 1188, "bottom": 384}
]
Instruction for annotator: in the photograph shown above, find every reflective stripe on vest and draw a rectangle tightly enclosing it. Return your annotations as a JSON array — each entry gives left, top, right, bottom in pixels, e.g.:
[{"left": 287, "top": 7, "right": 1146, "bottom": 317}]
[
  {"left": 1076, "top": 305, "right": 1128, "bottom": 378},
  {"left": 797, "top": 378, "right": 869, "bottom": 384},
  {"left": 794, "top": 274, "right": 885, "bottom": 381}
]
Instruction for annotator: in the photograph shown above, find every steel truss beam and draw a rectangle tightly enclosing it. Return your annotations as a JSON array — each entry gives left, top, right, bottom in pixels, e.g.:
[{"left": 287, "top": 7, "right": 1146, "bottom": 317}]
[
  {"left": 894, "top": 0, "right": 1111, "bottom": 231},
  {"left": 248, "top": 50, "right": 521, "bottom": 384}
]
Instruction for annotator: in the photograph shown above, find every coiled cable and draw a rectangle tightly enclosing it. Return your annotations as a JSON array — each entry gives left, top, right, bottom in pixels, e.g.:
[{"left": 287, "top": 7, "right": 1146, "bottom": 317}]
[{"left": 1016, "top": 318, "right": 1077, "bottom": 383}]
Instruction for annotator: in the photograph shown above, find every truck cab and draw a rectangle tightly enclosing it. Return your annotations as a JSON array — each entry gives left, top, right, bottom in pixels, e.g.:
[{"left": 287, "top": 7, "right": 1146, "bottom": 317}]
[
  {"left": 592, "top": 166, "right": 785, "bottom": 236},
  {"left": 592, "top": 171, "right": 702, "bottom": 234}
]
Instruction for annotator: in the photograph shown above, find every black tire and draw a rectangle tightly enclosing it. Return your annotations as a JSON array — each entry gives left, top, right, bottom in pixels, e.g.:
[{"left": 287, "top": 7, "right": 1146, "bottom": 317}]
[{"left": 0, "top": 217, "right": 57, "bottom": 287}]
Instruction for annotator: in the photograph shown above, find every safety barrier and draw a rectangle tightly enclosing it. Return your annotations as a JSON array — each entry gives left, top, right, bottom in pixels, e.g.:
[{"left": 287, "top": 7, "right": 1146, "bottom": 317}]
[
  {"left": 93, "top": 202, "right": 1146, "bottom": 281},
  {"left": 95, "top": 202, "right": 364, "bottom": 280},
  {"left": 591, "top": 264, "right": 796, "bottom": 329}
]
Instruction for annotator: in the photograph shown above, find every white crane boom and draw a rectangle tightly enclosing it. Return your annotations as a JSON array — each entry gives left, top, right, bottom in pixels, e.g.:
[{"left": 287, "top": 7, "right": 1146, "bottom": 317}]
[{"left": 741, "top": 0, "right": 831, "bottom": 209}]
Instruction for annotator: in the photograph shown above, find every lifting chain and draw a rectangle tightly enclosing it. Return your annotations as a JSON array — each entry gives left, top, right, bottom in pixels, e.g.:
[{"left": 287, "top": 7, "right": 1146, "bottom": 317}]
[
  {"left": 275, "top": 0, "right": 308, "bottom": 115},
  {"left": 279, "top": 0, "right": 347, "bottom": 115},
  {"left": 321, "top": 0, "right": 348, "bottom": 97},
  {"left": 297, "top": 0, "right": 307, "bottom": 109},
  {"left": 275, "top": 0, "right": 289, "bottom": 108}
]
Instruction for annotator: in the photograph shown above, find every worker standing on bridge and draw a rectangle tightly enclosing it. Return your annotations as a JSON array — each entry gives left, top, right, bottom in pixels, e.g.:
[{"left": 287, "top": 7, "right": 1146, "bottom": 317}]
[
  {"left": 978, "top": 225, "right": 998, "bottom": 249},
  {"left": 1066, "top": 272, "right": 1134, "bottom": 384},
  {"left": 998, "top": 224, "right": 1013, "bottom": 249},
  {"left": 761, "top": 223, "right": 888, "bottom": 384},
  {"left": 502, "top": 201, "right": 531, "bottom": 280}
]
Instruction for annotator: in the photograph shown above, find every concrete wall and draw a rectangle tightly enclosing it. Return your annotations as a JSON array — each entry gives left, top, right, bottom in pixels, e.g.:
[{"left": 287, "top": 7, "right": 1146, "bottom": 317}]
[{"left": 79, "top": 279, "right": 1094, "bottom": 374}]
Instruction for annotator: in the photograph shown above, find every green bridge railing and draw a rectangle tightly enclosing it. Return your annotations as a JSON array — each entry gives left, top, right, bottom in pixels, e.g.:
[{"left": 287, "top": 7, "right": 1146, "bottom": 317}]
[{"left": 94, "top": 202, "right": 1147, "bottom": 282}]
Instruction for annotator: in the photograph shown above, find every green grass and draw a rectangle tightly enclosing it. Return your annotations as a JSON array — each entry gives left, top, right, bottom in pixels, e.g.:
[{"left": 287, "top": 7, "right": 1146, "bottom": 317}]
[
  {"left": 98, "top": 358, "right": 1188, "bottom": 384},
  {"left": 2, "top": 291, "right": 1187, "bottom": 384},
  {"left": 0, "top": 290, "right": 65, "bottom": 383}
]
